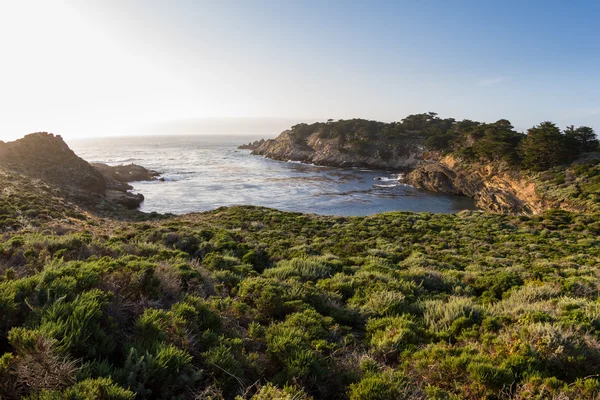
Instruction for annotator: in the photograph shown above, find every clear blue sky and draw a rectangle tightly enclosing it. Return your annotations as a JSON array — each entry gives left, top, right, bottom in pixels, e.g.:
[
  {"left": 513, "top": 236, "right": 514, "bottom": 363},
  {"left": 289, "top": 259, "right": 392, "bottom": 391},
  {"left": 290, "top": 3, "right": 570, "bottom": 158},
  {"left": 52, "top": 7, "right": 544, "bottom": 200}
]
[{"left": 0, "top": 0, "right": 599, "bottom": 139}]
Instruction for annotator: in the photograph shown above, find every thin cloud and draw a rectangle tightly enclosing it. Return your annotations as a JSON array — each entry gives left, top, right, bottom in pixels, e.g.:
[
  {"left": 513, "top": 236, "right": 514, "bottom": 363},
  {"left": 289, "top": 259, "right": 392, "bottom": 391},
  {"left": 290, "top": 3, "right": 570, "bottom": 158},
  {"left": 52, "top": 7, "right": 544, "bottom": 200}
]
[
  {"left": 557, "top": 107, "right": 600, "bottom": 120},
  {"left": 477, "top": 76, "right": 507, "bottom": 87}
]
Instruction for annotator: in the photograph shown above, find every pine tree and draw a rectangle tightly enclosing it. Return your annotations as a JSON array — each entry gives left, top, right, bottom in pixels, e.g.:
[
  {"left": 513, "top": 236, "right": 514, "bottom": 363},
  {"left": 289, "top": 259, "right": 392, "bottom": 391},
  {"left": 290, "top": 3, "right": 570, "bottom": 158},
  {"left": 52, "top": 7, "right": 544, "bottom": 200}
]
[{"left": 519, "top": 122, "right": 570, "bottom": 170}]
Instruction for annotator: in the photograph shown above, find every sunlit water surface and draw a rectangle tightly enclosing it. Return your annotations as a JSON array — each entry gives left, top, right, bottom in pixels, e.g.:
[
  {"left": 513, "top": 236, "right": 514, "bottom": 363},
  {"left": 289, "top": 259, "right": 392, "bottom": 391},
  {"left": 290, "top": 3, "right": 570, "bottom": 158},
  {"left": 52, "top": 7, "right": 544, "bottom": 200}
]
[{"left": 70, "top": 135, "right": 476, "bottom": 216}]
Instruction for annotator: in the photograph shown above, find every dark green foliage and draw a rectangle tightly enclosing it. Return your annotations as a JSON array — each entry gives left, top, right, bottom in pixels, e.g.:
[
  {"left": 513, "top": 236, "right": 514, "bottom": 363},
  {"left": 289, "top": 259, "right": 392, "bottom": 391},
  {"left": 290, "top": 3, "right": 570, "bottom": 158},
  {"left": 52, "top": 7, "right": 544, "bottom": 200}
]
[
  {"left": 348, "top": 372, "right": 411, "bottom": 400},
  {"left": 39, "top": 289, "right": 115, "bottom": 359},
  {"left": 119, "top": 343, "right": 200, "bottom": 399},
  {"left": 265, "top": 309, "right": 335, "bottom": 387},
  {"left": 473, "top": 271, "right": 524, "bottom": 302},
  {"left": 520, "top": 122, "right": 573, "bottom": 170},
  {"left": 289, "top": 114, "right": 597, "bottom": 175},
  {"left": 468, "top": 119, "right": 524, "bottom": 163},
  {"left": 29, "top": 377, "right": 135, "bottom": 400},
  {"left": 565, "top": 125, "right": 599, "bottom": 153}
]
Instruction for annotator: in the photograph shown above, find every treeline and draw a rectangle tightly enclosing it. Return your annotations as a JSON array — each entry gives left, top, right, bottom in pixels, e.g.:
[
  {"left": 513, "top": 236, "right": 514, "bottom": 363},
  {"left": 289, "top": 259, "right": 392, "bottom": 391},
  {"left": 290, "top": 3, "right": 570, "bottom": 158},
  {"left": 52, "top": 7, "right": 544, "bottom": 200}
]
[{"left": 290, "top": 113, "right": 600, "bottom": 171}]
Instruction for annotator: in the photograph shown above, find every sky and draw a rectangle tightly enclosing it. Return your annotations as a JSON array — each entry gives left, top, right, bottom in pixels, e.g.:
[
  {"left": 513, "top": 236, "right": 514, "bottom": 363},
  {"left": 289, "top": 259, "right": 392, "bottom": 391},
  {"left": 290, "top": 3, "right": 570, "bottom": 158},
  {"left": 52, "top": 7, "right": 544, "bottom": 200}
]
[{"left": 0, "top": 0, "right": 599, "bottom": 141}]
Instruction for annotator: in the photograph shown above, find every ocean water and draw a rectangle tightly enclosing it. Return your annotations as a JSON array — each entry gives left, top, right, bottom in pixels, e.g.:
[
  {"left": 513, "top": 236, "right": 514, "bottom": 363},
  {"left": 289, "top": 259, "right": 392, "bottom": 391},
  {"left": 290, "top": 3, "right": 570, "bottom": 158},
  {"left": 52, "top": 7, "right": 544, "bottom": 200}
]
[{"left": 69, "top": 135, "right": 476, "bottom": 216}]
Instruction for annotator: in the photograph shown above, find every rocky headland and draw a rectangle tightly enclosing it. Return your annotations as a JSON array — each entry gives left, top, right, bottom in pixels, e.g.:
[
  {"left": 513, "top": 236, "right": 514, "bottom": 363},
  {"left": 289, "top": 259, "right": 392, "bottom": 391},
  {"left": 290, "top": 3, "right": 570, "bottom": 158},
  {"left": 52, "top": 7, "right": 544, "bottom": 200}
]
[
  {"left": 243, "top": 120, "right": 426, "bottom": 170},
  {"left": 0, "top": 133, "right": 160, "bottom": 211}
]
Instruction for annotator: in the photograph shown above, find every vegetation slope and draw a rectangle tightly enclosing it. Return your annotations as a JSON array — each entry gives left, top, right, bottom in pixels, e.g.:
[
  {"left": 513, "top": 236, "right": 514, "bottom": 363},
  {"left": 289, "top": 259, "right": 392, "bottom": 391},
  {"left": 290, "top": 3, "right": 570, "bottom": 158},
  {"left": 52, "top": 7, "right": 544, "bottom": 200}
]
[{"left": 1, "top": 173, "right": 600, "bottom": 399}]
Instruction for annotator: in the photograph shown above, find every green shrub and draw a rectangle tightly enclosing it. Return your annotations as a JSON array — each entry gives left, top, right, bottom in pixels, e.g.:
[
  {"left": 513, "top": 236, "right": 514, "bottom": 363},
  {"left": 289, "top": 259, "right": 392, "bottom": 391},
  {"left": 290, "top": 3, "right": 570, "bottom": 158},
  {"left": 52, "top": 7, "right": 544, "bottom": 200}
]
[
  {"left": 119, "top": 343, "right": 200, "bottom": 399},
  {"left": 348, "top": 372, "right": 412, "bottom": 400},
  {"left": 30, "top": 377, "right": 135, "bottom": 400},
  {"left": 366, "top": 315, "right": 421, "bottom": 358},
  {"left": 422, "top": 296, "right": 482, "bottom": 334},
  {"left": 39, "top": 289, "right": 115, "bottom": 359},
  {"left": 264, "top": 255, "right": 342, "bottom": 281},
  {"left": 246, "top": 383, "right": 311, "bottom": 399}
]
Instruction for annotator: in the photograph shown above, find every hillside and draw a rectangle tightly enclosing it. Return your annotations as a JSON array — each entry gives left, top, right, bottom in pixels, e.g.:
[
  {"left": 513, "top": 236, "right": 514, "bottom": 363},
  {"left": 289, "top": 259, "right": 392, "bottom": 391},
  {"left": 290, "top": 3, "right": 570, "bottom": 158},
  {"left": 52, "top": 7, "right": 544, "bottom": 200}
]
[{"left": 1, "top": 133, "right": 600, "bottom": 399}]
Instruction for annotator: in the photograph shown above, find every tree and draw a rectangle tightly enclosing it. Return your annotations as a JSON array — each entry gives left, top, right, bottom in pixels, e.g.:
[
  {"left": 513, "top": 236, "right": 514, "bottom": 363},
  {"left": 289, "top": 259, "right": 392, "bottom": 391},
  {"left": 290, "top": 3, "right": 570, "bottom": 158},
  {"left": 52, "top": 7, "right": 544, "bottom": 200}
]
[
  {"left": 565, "top": 125, "right": 599, "bottom": 153},
  {"left": 471, "top": 120, "right": 524, "bottom": 163},
  {"left": 519, "top": 122, "right": 570, "bottom": 170}
]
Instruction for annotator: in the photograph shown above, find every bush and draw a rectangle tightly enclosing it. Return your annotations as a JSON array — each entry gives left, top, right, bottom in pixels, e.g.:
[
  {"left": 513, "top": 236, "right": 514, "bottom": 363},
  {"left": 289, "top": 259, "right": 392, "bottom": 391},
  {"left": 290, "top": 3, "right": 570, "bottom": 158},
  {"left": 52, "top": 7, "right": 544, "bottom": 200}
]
[
  {"left": 119, "top": 343, "right": 201, "bottom": 399},
  {"left": 264, "top": 255, "right": 343, "bottom": 282},
  {"left": 246, "top": 383, "right": 311, "bottom": 399},
  {"left": 39, "top": 289, "right": 115, "bottom": 359},
  {"left": 348, "top": 372, "right": 414, "bottom": 400},
  {"left": 422, "top": 296, "right": 482, "bottom": 334},
  {"left": 366, "top": 315, "right": 421, "bottom": 358},
  {"left": 30, "top": 377, "right": 135, "bottom": 400}
]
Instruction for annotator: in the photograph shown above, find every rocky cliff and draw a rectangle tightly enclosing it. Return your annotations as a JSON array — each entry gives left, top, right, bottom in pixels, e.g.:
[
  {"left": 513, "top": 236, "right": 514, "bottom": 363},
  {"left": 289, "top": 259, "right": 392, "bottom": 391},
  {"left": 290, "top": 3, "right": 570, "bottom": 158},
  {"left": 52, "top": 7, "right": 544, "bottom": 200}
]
[
  {"left": 403, "top": 154, "right": 584, "bottom": 214},
  {"left": 249, "top": 126, "right": 426, "bottom": 170},
  {"left": 0, "top": 133, "right": 148, "bottom": 210}
]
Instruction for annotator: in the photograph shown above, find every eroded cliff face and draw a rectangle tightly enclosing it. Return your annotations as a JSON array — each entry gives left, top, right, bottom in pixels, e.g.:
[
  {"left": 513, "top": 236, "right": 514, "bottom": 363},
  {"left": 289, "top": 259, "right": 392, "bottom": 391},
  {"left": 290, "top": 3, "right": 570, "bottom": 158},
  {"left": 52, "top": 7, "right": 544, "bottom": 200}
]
[
  {"left": 251, "top": 129, "right": 425, "bottom": 170},
  {"left": 403, "top": 154, "right": 582, "bottom": 214}
]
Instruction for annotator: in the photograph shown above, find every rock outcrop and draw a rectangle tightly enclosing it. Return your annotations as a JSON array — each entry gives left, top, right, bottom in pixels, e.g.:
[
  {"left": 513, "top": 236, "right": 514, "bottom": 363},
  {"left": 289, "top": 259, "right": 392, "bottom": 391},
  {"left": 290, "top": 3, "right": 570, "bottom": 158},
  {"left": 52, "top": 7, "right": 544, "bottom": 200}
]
[
  {"left": 238, "top": 139, "right": 266, "bottom": 150},
  {"left": 91, "top": 163, "right": 161, "bottom": 183},
  {"left": 105, "top": 190, "right": 145, "bottom": 209},
  {"left": 403, "top": 154, "right": 580, "bottom": 214},
  {"left": 0, "top": 132, "right": 105, "bottom": 194},
  {"left": 251, "top": 129, "right": 425, "bottom": 170},
  {"left": 0, "top": 133, "right": 150, "bottom": 210}
]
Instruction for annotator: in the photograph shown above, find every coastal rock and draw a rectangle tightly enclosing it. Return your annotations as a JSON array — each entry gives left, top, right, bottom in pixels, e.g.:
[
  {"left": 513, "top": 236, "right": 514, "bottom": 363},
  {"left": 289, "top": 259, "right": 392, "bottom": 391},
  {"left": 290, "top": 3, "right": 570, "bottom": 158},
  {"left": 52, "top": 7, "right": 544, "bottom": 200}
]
[
  {"left": 105, "top": 190, "right": 145, "bottom": 209},
  {"left": 91, "top": 163, "right": 161, "bottom": 183},
  {"left": 251, "top": 128, "right": 425, "bottom": 170},
  {"left": 0, "top": 132, "right": 106, "bottom": 194},
  {"left": 0, "top": 133, "right": 153, "bottom": 211},
  {"left": 238, "top": 139, "right": 266, "bottom": 150}
]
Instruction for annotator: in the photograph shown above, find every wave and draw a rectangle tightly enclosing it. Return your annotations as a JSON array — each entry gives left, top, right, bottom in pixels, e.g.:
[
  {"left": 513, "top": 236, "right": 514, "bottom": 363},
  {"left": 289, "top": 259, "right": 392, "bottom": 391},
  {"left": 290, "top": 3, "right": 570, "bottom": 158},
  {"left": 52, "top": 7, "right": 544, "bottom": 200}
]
[
  {"left": 375, "top": 173, "right": 403, "bottom": 182},
  {"left": 374, "top": 183, "right": 399, "bottom": 188}
]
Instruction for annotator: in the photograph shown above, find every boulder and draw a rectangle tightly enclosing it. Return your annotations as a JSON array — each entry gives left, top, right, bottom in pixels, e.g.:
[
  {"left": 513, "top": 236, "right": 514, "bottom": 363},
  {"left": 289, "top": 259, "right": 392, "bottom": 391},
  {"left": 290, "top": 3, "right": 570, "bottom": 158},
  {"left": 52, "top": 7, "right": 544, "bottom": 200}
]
[
  {"left": 91, "top": 163, "right": 161, "bottom": 183},
  {"left": 105, "top": 190, "right": 145, "bottom": 209}
]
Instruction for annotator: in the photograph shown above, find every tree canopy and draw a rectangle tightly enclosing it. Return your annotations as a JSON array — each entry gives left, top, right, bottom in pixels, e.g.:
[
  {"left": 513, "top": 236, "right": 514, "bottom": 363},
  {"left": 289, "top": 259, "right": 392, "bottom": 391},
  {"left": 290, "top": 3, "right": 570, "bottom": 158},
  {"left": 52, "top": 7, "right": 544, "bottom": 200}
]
[{"left": 288, "top": 114, "right": 598, "bottom": 171}]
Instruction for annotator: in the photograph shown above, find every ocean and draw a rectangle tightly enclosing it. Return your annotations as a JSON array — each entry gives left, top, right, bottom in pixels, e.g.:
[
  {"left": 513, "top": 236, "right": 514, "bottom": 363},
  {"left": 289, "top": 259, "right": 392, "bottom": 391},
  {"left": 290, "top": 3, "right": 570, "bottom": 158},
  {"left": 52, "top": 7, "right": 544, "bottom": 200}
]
[{"left": 69, "top": 135, "right": 476, "bottom": 216}]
